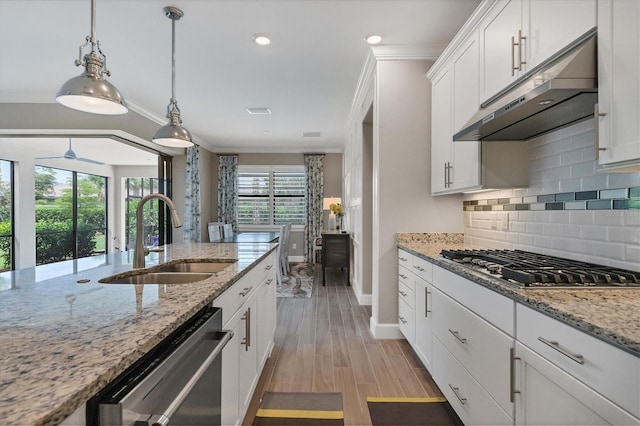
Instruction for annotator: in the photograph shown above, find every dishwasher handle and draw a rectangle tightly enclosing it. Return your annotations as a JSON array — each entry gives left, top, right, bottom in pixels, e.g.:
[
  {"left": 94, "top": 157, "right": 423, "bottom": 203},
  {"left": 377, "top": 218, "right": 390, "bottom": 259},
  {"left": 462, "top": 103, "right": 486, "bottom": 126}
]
[{"left": 146, "top": 330, "right": 234, "bottom": 426}]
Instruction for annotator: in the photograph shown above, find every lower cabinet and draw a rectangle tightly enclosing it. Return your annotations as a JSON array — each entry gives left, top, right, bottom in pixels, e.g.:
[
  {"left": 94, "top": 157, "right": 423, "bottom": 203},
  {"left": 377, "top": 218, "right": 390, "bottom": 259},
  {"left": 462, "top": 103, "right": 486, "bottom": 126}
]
[
  {"left": 514, "top": 342, "right": 639, "bottom": 425},
  {"left": 218, "top": 253, "right": 276, "bottom": 426},
  {"left": 413, "top": 277, "right": 433, "bottom": 370}
]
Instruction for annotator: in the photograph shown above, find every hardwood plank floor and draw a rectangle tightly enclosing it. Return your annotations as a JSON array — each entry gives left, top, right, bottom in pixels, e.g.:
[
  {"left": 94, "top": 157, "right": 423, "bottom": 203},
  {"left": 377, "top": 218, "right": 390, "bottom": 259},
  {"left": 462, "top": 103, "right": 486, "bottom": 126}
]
[{"left": 243, "top": 264, "right": 443, "bottom": 425}]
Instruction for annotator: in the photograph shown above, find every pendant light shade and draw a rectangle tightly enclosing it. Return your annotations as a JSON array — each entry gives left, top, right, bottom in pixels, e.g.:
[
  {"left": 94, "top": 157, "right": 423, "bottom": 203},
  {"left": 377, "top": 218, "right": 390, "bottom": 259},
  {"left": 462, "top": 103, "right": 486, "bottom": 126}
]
[
  {"left": 56, "top": 0, "right": 128, "bottom": 115},
  {"left": 153, "top": 6, "right": 194, "bottom": 148}
]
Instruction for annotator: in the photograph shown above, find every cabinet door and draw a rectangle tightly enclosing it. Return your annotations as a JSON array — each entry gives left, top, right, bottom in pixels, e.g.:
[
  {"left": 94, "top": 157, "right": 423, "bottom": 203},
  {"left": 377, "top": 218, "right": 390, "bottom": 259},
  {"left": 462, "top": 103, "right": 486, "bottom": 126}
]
[
  {"left": 221, "top": 317, "right": 241, "bottom": 426},
  {"left": 526, "top": 0, "right": 596, "bottom": 70},
  {"left": 257, "top": 273, "right": 276, "bottom": 368},
  {"left": 238, "top": 296, "right": 259, "bottom": 414},
  {"left": 514, "top": 342, "right": 640, "bottom": 425},
  {"left": 413, "top": 277, "right": 432, "bottom": 370},
  {"left": 597, "top": 0, "right": 640, "bottom": 171},
  {"left": 430, "top": 67, "right": 453, "bottom": 194},
  {"left": 480, "top": 0, "right": 524, "bottom": 102}
]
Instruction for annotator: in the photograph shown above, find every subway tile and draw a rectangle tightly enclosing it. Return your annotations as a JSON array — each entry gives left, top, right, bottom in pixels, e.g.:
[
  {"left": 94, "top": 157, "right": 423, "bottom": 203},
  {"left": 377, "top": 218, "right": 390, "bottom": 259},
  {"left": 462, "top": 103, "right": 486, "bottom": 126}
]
[
  {"left": 491, "top": 205, "right": 504, "bottom": 211},
  {"left": 587, "top": 200, "right": 612, "bottom": 210},
  {"left": 510, "top": 197, "right": 523, "bottom": 204},
  {"left": 515, "top": 204, "right": 530, "bottom": 210},
  {"left": 592, "top": 211, "right": 624, "bottom": 226},
  {"left": 561, "top": 224, "right": 582, "bottom": 239},
  {"left": 582, "top": 225, "right": 607, "bottom": 241},
  {"left": 630, "top": 187, "right": 640, "bottom": 199},
  {"left": 538, "top": 194, "right": 555, "bottom": 202},
  {"left": 555, "top": 192, "right": 575, "bottom": 201},
  {"left": 592, "top": 241, "right": 625, "bottom": 261},
  {"left": 545, "top": 202, "right": 564, "bottom": 210},
  {"left": 503, "top": 204, "right": 516, "bottom": 211},
  {"left": 530, "top": 203, "right": 546, "bottom": 211},
  {"left": 565, "top": 201, "right": 587, "bottom": 210},
  {"left": 498, "top": 198, "right": 511, "bottom": 204},
  {"left": 581, "top": 174, "right": 608, "bottom": 190},
  {"left": 609, "top": 173, "right": 640, "bottom": 189},
  {"left": 487, "top": 199, "right": 499, "bottom": 205},
  {"left": 523, "top": 196, "right": 538, "bottom": 204},
  {"left": 575, "top": 190, "right": 598, "bottom": 201},
  {"left": 609, "top": 226, "right": 640, "bottom": 245},
  {"left": 477, "top": 199, "right": 488, "bottom": 205},
  {"left": 599, "top": 188, "right": 629, "bottom": 200},
  {"left": 613, "top": 199, "right": 640, "bottom": 209}
]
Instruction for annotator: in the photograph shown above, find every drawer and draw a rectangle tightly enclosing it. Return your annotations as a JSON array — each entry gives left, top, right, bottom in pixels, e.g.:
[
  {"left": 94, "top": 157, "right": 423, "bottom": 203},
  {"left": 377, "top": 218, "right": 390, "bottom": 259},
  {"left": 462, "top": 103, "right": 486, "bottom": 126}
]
[
  {"left": 432, "top": 288, "right": 514, "bottom": 414},
  {"left": 398, "top": 264, "right": 411, "bottom": 287},
  {"left": 432, "top": 337, "right": 513, "bottom": 425},
  {"left": 410, "top": 255, "right": 433, "bottom": 283},
  {"left": 433, "top": 265, "right": 515, "bottom": 336},
  {"left": 398, "top": 249, "right": 412, "bottom": 269},
  {"left": 398, "top": 279, "right": 414, "bottom": 308},
  {"left": 398, "top": 297, "right": 414, "bottom": 343},
  {"left": 517, "top": 303, "right": 640, "bottom": 417}
]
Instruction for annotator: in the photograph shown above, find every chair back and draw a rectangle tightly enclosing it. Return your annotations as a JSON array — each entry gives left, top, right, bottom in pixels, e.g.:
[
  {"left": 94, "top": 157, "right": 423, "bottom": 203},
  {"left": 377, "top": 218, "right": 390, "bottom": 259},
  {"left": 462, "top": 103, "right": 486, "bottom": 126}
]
[
  {"left": 222, "top": 224, "right": 233, "bottom": 238},
  {"left": 208, "top": 223, "right": 222, "bottom": 242}
]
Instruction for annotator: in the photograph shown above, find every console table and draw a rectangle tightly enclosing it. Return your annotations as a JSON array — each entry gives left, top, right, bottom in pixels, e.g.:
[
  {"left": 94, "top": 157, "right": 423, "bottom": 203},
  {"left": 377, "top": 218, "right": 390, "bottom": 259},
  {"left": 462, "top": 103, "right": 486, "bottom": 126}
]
[{"left": 321, "top": 231, "right": 350, "bottom": 286}]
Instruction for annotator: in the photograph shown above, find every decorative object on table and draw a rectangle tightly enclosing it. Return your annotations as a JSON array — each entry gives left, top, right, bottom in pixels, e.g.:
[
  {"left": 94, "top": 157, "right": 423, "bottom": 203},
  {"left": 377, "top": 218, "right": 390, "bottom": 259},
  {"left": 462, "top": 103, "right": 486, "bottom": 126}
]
[
  {"left": 277, "top": 263, "right": 313, "bottom": 298},
  {"left": 323, "top": 196, "right": 341, "bottom": 230},
  {"left": 330, "top": 202, "right": 345, "bottom": 230},
  {"left": 254, "top": 391, "right": 344, "bottom": 425},
  {"left": 367, "top": 396, "right": 462, "bottom": 426}
]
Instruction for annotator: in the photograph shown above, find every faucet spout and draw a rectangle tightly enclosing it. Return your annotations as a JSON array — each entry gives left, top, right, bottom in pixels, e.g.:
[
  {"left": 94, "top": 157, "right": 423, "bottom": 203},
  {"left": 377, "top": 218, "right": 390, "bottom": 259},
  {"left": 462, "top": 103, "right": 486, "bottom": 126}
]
[{"left": 134, "top": 193, "right": 182, "bottom": 268}]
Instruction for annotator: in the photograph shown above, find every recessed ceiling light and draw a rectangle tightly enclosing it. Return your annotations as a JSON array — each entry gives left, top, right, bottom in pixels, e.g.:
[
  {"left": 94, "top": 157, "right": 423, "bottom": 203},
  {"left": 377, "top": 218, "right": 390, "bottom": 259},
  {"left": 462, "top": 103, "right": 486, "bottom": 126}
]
[
  {"left": 365, "top": 34, "right": 383, "bottom": 45},
  {"left": 253, "top": 33, "right": 271, "bottom": 46},
  {"left": 247, "top": 107, "right": 271, "bottom": 115}
]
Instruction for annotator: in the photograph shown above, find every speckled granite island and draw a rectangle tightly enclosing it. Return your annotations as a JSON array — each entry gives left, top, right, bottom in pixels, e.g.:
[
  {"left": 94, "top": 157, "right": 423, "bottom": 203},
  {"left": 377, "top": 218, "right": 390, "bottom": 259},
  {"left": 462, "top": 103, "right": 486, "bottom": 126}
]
[
  {"left": 0, "top": 242, "right": 278, "bottom": 425},
  {"left": 397, "top": 233, "right": 640, "bottom": 357}
]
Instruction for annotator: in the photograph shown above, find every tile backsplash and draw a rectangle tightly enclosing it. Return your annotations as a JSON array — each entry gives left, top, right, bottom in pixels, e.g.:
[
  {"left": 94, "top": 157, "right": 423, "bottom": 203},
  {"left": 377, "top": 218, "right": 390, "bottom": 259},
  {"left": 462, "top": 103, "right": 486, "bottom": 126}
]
[{"left": 463, "top": 120, "right": 640, "bottom": 271}]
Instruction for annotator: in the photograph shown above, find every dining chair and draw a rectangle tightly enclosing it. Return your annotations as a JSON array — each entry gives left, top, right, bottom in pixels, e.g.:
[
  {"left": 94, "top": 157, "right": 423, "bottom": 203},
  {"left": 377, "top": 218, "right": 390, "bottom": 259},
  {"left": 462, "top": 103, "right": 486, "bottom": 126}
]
[
  {"left": 279, "top": 223, "right": 291, "bottom": 278},
  {"left": 222, "top": 224, "right": 233, "bottom": 238},
  {"left": 208, "top": 223, "right": 222, "bottom": 242}
]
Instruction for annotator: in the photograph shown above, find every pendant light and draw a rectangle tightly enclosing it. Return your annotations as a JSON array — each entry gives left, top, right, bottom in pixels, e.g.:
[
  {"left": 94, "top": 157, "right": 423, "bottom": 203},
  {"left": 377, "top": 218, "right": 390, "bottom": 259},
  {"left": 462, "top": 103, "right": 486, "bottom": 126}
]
[
  {"left": 153, "top": 6, "right": 194, "bottom": 148},
  {"left": 56, "top": 0, "right": 128, "bottom": 115}
]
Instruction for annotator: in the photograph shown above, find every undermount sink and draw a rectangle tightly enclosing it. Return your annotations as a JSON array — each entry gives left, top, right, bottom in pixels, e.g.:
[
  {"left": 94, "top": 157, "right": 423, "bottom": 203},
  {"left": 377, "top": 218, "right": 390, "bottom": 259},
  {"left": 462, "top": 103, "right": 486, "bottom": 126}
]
[
  {"left": 99, "top": 272, "right": 213, "bottom": 285},
  {"left": 155, "top": 260, "right": 235, "bottom": 273}
]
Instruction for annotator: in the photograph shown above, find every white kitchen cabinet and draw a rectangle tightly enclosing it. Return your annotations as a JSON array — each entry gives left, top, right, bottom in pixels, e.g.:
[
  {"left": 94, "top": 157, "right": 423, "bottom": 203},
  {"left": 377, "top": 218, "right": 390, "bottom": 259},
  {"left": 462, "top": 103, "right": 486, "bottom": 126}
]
[
  {"left": 479, "top": 0, "right": 596, "bottom": 104},
  {"left": 218, "top": 252, "right": 277, "bottom": 426},
  {"left": 430, "top": 67, "right": 454, "bottom": 193},
  {"left": 596, "top": 0, "right": 640, "bottom": 172},
  {"left": 413, "top": 276, "right": 433, "bottom": 370},
  {"left": 398, "top": 263, "right": 415, "bottom": 343},
  {"left": 514, "top": 342, "right": 640, "bottom": 425}
]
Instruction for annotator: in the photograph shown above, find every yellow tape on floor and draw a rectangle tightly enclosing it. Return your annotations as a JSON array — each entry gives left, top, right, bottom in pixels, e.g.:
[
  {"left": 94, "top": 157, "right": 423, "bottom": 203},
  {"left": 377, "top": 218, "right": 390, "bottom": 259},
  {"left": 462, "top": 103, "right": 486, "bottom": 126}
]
[
  {"left": 366, "top": 396, "right": 447, "bottom": 403},
  {"left": 256, "top": 408, "right": 344, "bottom": 419}
]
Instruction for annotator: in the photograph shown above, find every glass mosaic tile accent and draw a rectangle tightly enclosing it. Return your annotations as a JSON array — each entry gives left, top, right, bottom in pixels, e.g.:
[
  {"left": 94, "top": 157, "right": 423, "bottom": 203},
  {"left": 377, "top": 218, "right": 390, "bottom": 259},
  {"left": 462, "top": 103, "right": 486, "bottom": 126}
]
[{"left": 463, "top": 187, "right": 638, "bottom": 211}]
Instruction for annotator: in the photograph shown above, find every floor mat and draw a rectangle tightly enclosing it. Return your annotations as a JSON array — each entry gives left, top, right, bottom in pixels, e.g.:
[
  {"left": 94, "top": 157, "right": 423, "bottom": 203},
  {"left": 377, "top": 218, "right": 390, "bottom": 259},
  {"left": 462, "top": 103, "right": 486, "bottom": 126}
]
[
  {"left": 277, "top": 262, "right": 314, "bottom": 298},
  {"left": 367, "top": 397, "right": 462, "bottom": 426},
  {"left": 254, "top": 391, "right": 344, "bottom": 425}
]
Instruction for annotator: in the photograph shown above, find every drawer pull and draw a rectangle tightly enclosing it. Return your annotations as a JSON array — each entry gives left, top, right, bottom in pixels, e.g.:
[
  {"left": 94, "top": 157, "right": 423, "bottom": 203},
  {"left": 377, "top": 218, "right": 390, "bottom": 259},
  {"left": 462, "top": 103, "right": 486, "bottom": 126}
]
[
  {"left": 425, "top": 288, "right": 431, "bottom": 318},
  {"left": 448, "top": 384, "right": 467, "bottom": 405},
  {"left": 241, "top": 307, "right": 251, "bottom": 351},
  {"left": 399, "top": 290, "right": 408, "bottom": 297},
  {"left": 265, "top": 278, "right": 273, "bottom": 286},
  {"left": 239, "top": 286, "right": 253, "bottom": 297},
  {"left": 413, "top": 265, "right": 425, "bottom": 272},
  {"left": 538, "top": 337, "right": 584, "bottom": 365},
  {"left": 399, "top": 274, "right": 408, "bottom": 280},
  {"left": 399, "top": 257, "right": 408, "bottom": 262},
  {"left": 448, "top": 329, "right": 467, "bottom": 344},
  {"left": 265, "top": 264, "right": 273, "bottom": 270},
  {"left": 510, "top": 347, "right": 521, "bottom": 403},
  {"left": 399, "top": 316, "right": 407, "bottom": 324}
]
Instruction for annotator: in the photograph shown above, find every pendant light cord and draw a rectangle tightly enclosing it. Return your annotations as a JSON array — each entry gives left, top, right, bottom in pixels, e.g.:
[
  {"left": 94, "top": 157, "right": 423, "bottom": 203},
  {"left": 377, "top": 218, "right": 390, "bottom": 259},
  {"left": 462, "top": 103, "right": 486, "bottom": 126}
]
[
  {"left": 171, "top": 17, "right": 176, "bottom": 102},
  {"left": 90, "top": 0, "right": 97, "bottom": 50}
]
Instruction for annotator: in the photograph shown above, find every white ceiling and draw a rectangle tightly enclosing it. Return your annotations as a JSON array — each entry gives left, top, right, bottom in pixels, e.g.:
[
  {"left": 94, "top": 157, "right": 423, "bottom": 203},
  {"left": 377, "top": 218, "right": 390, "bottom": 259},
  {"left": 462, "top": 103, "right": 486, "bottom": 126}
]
[{"left": 0, "top": 0, "right": 480, "bottom": 155}]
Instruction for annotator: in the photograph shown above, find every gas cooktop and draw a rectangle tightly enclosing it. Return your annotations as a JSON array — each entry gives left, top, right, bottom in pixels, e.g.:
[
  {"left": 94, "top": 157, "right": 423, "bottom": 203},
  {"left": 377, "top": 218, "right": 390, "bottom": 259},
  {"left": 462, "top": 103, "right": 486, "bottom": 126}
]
[{"left": 440, "top": 249, "right": 640, "bottom": 289}]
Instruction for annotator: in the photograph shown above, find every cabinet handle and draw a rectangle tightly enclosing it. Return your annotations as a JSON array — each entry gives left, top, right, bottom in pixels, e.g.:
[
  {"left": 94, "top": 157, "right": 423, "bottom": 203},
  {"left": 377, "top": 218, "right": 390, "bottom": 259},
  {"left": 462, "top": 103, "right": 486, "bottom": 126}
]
[
  {"left": 446, "top": 162, "right": 453, "bottom": 188},
  {"left": 265, "top": 264, "right": 273, "bottom": 270},
  {"left": 510, "top": 347, "right": 521, "bottom": 403},
  {"left": 399, "top": 273, "right": 408, "bottom": 280},
  {"left": 425, "top": 288, "right": 431, "bottom": 318},
  {"left": 518, "top": 29, "right": 526, "bottom": 70},
  {"left": 399, "top": 257, "right": 408, "bottom": 262},
  {"left": 399, "top": 290, "right": 408, "bottom": 297},
  {"left": 511, "top": 35, "right": 516, "bottom": 76},
  {"left": 399, "top": 316, "right": 407, "bottom": 324},
  {"left": 538, "top": 337, "right": 584, "bottom": 365},
  {"left": 448, "top": 329, "right": 467, "bottom": 344},
  {"left": 444, "top": 162, "right": 448, "bottom": 188},
  {"left": 594, "top": 103, "right": 607, "bottom": 160},
  {"left": 413, "top": 265, "right": 425, "bottom": 272},
  {"left": 448, "top": 384, "right": 467, "bottom": 405},
  {"left": 265, "top": 278, "right": 273, "bottom": 286},
  {"left": 512, "top": 30, "right": 526, "bottom": 76},
  {"left": 241, "top": 307, "right": 251, "bottom": 351},
  {"left": 239, "top": 286, "right": 253, "bottom": 297}
]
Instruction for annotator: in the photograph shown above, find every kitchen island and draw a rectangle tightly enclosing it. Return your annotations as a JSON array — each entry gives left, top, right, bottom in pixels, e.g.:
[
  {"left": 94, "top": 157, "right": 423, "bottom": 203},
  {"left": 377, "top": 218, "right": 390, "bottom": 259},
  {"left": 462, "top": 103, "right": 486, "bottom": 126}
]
[{"left": 0, "top": 242, "right": 278, "bottom": 425}]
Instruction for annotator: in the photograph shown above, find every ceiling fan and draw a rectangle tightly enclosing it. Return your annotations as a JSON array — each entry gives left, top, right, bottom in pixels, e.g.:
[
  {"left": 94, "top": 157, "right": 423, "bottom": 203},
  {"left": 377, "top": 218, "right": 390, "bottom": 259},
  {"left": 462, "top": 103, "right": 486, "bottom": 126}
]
[{"left": 36, "top": 138, "right": 105, "bottom": 165}]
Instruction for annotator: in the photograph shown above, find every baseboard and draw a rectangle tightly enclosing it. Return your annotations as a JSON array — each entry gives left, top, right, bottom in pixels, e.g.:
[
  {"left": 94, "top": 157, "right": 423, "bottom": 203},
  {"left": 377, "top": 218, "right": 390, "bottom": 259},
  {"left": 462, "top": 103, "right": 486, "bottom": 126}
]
[
  {"left": 369, "top": 317, "right": 403, "bottom": 339},
  {"left": 354, "top": 290, "right": 372, "bottom": 306}
]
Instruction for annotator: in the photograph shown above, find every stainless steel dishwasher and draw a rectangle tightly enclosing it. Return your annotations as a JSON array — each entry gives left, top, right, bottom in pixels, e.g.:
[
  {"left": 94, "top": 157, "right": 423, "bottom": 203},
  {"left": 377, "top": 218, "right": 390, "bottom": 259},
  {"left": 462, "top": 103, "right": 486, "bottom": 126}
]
[{"left": 87, "top": 306, "right": 233, "bottom": 426}]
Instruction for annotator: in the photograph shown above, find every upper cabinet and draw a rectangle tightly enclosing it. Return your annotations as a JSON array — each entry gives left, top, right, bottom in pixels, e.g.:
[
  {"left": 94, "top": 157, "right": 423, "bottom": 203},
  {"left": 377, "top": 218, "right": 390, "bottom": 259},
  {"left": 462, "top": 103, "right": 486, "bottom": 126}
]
[
  {"left": 479, "top": 0, "right": 596, "bottom": 104},
  {"left": 596, "top": 0, "right": 640, "bottom": 173}
]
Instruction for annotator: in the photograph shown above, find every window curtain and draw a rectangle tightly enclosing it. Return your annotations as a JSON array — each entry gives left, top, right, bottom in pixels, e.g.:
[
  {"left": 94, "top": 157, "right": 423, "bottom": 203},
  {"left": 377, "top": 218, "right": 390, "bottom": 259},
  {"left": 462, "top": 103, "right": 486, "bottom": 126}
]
[
  {"left": 304, "top": 154, "right": 324, "bottom": 262},
  {"left": 183, "top": 145, "right": 201, "bottom": 243},
  {"left": 217, "top": 154, "right": 238, "bottom": 232}
]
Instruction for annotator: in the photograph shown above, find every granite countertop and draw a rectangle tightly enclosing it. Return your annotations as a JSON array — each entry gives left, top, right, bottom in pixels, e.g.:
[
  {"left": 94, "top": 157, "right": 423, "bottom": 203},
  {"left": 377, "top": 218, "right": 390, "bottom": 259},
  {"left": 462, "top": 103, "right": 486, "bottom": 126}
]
[
  {"left": 0, "top": 242, "right": 278, "bottom": 426},
  {"left": 396, "top": 233, "right": 640, "bottom": 358}
]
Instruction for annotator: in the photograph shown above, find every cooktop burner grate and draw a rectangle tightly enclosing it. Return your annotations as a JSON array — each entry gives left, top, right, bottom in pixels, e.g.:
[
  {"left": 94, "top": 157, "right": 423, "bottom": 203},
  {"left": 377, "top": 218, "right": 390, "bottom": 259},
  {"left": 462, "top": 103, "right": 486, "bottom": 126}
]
[{"left": 440, "top": 249, "right": 640, "bottom": 288}]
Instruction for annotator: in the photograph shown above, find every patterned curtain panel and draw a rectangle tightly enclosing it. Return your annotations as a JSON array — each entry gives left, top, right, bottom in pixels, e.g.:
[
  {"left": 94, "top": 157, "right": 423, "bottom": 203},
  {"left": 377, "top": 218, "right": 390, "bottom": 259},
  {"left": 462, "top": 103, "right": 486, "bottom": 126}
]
[
  {"left": 183, "top": 145, "right": 201, "bottom": 243},
  {"left": 304, "top": 154, "right": 324, "bottom": 262},
  {"left": 218, "top": 154, "right": 239, "bottom": 232}
]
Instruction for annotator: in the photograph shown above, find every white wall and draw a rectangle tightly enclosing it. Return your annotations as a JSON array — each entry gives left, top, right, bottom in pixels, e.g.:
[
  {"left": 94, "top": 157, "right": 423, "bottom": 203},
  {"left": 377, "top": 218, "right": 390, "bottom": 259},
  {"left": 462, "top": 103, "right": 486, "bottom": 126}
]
[
  {"left": 344, "top": 58, "right": 463, "bottom": 338},
  {"left": 464, "top": 120, "right": 640, "bottom": 271}
]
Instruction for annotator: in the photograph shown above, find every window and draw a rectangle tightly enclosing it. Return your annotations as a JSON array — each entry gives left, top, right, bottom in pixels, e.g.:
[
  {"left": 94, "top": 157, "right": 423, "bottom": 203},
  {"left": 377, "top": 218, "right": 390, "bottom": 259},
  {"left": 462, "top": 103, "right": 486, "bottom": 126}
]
[
  {"left": 34, "top": 166, "right": 107, "bottom": 265},
  {"left": 124, "top": 178, "right": 166, "bottom": 249},
  {"left": 0, "top": 159, "right": 14, "bottom": 271},
  {"left": 238, "top": 167, "right": 305, "bottom": 226}
]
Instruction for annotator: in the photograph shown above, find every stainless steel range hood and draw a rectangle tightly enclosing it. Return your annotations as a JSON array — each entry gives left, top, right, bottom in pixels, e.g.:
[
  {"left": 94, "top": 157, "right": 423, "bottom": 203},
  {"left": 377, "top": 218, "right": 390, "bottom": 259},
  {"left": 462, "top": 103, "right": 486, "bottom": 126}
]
[{"left": 454, "top": 30, "right": 597, "bottom": 142}]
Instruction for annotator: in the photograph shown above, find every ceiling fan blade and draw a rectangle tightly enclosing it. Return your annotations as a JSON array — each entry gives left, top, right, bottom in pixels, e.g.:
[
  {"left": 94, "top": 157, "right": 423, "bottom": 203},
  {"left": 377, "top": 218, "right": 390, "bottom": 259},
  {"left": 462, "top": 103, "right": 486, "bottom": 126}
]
[
  {"left": 35, "top": 156, "right": 65, "bottom": 160},
  {"left": 76, "top": 157, "right": 105, "bottom": 165}
]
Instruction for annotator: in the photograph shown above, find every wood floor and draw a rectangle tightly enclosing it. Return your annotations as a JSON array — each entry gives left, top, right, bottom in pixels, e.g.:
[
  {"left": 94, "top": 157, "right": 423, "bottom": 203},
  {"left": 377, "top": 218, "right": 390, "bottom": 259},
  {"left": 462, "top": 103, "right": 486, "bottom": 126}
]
[{"left": 243, "top": 265, "right": 444, "bottom": 425}]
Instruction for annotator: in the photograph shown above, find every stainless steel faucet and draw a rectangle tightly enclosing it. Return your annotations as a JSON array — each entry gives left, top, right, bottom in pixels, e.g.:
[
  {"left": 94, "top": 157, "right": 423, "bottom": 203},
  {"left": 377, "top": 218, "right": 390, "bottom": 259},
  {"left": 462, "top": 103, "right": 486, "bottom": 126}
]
[{"left": 134, "top": 193, "right": 182, "bottom": 268}]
